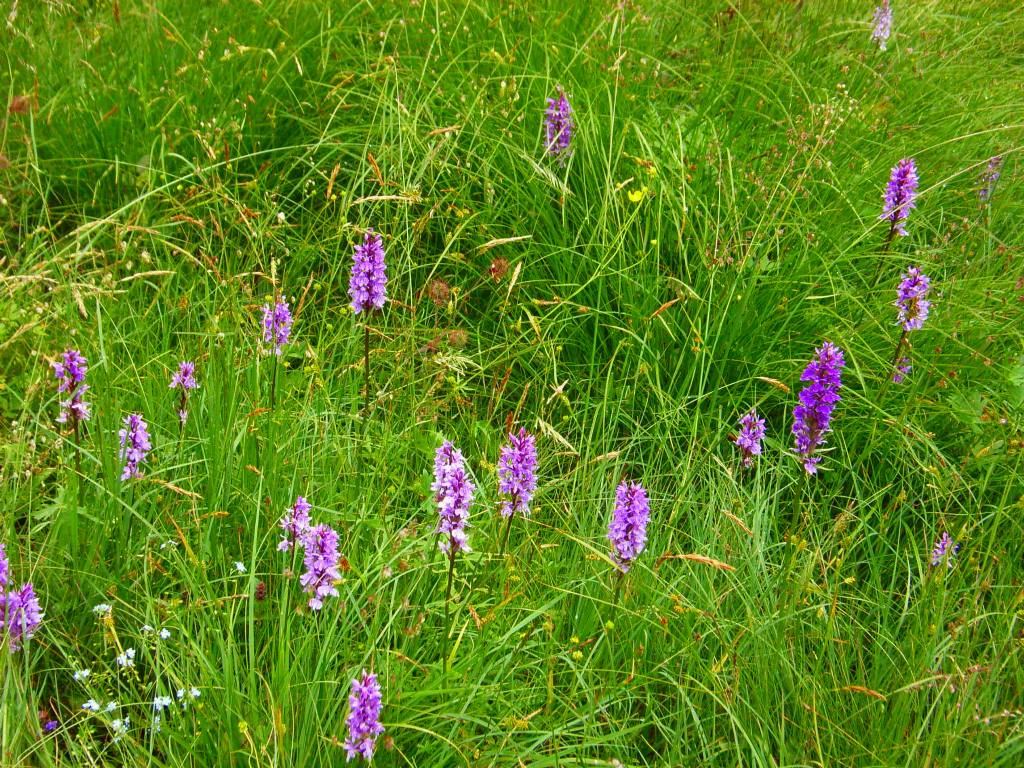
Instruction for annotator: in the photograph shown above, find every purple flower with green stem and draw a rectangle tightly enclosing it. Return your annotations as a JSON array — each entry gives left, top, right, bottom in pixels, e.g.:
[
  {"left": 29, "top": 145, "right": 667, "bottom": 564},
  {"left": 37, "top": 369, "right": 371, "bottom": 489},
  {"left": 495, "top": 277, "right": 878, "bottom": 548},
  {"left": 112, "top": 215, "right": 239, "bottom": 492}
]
[
  {"left": 497, "top": 427, "right": 538, "bottom": 551},
  {"left": 734, "top": 409, "right": 766, "bottom": 468},
  {"left": 118, "top": 413, "right": 152, "bottom": 481},
  {"left": 2, "top": 581, "right": 43, "bottom": 651},
  {"left": 930, "top": 531, "right": 959, "bottom": 568},
  {"left": 278, "top": 496, "right": 312, "bottom": 552},
  {"left": 791, "top": 342, "right": 845, "bottom": 474},
  {"left": 607, "top": 481, "right": 651, "bottom": 574},
  {"left": 433, "top": 440, "right": 474, "bottom": 672},
  {"left": 262, "top": 299, "right": 293, "bottom": 356},
  {"left": 344, "top": 670, "right": 385, "bottom": 762},
  {"left": 544, "top": 87, "right": 573, "bottom": 161},
  {"left": 2, "top": 558, "right": 44, "bottom": 650},
  {"left": 0, "top": 543, "right": 9, "bottom": 590},
  {"left": 52, "top": 349, "right": 91, "bottom": 426},
  {"left": 261, "top": 298, "right": 292, "bottom": 408},
  {"left": 434, "top": 441, "right": 474, "bottom": 556},
  {"left": 890, "top": 266, "right": 931, "bottom": 383},
  {"left": 979, "top": 155, "right": 1003, "bottom": 202},
  {"left": 871, "top": 1, "right": 892, "bottom": 51},
  {"left": 299, "top": 524, "right": 341, "bottom": 610},
  {"left": 169, "top": 361, "right": 198, "bottom": 425},
  {"left": 349, "top": 229, "right": 388, "bottom": 414},
  {"left": 881, "top": 158, "right": 919, "bottom": 243},
  {"left": 349, "top": 230, "right": 388, "bottom": 315}
]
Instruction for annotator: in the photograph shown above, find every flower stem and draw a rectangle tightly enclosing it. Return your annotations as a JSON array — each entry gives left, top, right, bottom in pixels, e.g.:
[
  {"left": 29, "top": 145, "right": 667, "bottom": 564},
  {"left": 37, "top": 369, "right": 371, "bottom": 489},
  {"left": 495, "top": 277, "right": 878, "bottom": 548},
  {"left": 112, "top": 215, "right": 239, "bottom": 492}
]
[
  {"left": 872, "top": 222, "right": 898, "bottom": 285},
  {"left": 442, "top": 548, "right": 456, "bottom": 674},
  {"left": 270, "top": 355, "right": 278, "bottom": 410},
  {"left": 879, "top": 329, "right": 909, "bottom": 400},
  {"left": 363, "top": 323, "right": 371, "bottom": 415},
  {"left": 500, "top": 510, "right": 515, "bottom": 556}
]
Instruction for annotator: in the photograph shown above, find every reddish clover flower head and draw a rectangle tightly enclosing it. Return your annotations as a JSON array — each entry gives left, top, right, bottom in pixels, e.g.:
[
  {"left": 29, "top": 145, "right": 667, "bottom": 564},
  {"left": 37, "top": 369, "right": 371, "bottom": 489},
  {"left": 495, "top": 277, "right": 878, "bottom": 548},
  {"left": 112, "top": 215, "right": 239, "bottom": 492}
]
[
  {"left": 52, "top": 349, "right": 91, "bottom": 425},
  {"left": 278, "top": 496, "right": 312, "bottom": 552},
  {"left": 262, "top": 299, "right": 293, "bottom": 356},
  {"left": 930, "top": 531, "right": 960, "bottom": 568},
  {"left": 498, "top": 428, "right": 538, "bottom": 518},
  {"left": 349, "top": 229, "right": 388, "bottom": 315},
  {"left": 979, "top": 155, "right": 1003, "bottom": 202},
  {"left": 871, "top": 1, "right": 892, "bottom": 51},
  {"left": 734, "top": 409, "right": 766, "bottom": 468},
  {"left": 791, "top": 342, "right": 845, "bottom": 475},
  {"left": 607, "top": 481, "right": 651, "bottom": 573},
  {"left": 344, "top": 670, "right": 385, "bottom": 762},
  {"left": 299, "top": 524, "right": 341, "bottom": 610},
  {"left": 895, "top": 266, "right": 931, "bottom": 332},
  {"left": 3, "top": 582, "right": 44, "bottom": 651},
  {"left": 118, "top": 413, "right": 152, "bottom": 481},
  {"left": 433, "top": 441, "right": 474, "bottom": 556},
  {"left": 169, "top": 361, "right": 198, "bottom": 391},
  {"left": 544, "top": 87, "right": 574, "bottom": 160},
  {"left": 881, "top": 158, "right": 919, "bottom": 236}
]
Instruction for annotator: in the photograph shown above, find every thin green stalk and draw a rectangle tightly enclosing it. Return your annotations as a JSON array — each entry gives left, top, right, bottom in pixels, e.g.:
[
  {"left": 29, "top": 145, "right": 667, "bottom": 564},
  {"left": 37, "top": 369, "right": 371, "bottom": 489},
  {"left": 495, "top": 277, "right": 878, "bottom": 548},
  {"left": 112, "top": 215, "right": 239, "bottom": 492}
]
[
  {"left": 500, "top": 511, "right": 515, "bottom": 556},
  {"left": 363, "top": 322, "right": 371, "bottom": 415},
  {"left": 442, "top": 548, "right": 456, "bottom": 674}
]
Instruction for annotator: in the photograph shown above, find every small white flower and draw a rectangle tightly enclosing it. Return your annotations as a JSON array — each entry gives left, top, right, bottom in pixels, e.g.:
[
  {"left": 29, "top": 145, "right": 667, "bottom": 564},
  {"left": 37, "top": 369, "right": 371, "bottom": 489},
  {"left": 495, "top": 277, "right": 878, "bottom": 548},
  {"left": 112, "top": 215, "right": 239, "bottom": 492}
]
[
  {"left": 116, "top": 648, "right": 136, "bottom": 667},
  {"left": 160, "top": 539, "right": 178, "bottom": 550},
  {"left": 159, "top": 628, "right": 171, "bottom": 640},
  {"left": 151, "top": 713, "right": 162, "bottom": 734},
  {"left": 92, "top": 603, "right": 112, "bottom": 614},
  {"left": 82, "top": 699, "right": 100, "bottom": 712},
  {"left": 189, "top": 687, "right": 200, "bottom": 699},
  {"left": 276, "top": 211, "right": 286, "bottom": 224},
  {"left": 234, "top": 561, "right": 247, "bottom": 574},
  {"left": 153, "top": 695, "right": 173, "bottom": 712},
  {"left": 73, "top": 669, "right": 91, "bottom": 681},
  {"left": 176, "top": 688, "right": 185, "bottom": 700},
  {"left": 141, "top": 624, "right": 154, "bottom": 633},
  {"left": 105, "top": 701, "right": 117, "bottom": 713}
]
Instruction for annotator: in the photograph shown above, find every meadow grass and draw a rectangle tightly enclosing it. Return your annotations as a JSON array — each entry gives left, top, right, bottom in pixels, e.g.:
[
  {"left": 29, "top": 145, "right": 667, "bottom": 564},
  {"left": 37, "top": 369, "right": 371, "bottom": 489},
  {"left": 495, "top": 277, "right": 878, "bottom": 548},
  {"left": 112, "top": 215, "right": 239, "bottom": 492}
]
[{"left": 1, "top": 0, "right": 1023, "bottom": 765}]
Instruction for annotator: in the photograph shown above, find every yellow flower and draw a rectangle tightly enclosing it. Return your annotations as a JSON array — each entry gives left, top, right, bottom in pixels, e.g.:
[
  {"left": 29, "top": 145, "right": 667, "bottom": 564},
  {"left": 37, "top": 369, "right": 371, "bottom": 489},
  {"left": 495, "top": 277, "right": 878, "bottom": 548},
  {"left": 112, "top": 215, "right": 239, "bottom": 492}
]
[{"left": 627, "top": 187, "right": 649, "bottom": 203}]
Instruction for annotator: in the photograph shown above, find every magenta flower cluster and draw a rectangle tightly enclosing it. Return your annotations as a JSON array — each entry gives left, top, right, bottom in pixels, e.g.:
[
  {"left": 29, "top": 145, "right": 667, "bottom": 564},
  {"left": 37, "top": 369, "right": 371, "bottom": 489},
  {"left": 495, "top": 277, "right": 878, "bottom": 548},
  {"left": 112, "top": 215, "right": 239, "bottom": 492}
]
[
  {"left": 734, "top": 409, "right": 766, "bottom": 468},
  {"left": 275, "top": 496, "right": 341, "bottom": 610},
  {"left": 52, "top": 349, "right": 91, "bottom": 426},
  {"left": 1, "top": 543, "right": 44, "bottom": 652},
  {"left": 607, "top": 481, "right": 651, "bottom": 573},
  {"left": 792, "top": 342, "right": 845, "bottom": 474},
  {"left": 498, "top": 428, "right": 538, "bottom": 518},
  {"left": 169, "top": 361, "right": 199, "bottom": 424},
  {"left": 277, "top": 496, "right": 312, "bottom": 552},
  {"left": 871, "top": 1, "right": 892, "bottom": 51},
  {"left": 118, "top": 413, "right": 153, "bottom": 481},
  {"left": 299, "top": 524, "right": 342, "bottom": 611},
  {"left": 544, "top": 87, "right": 574, "bottom": 160},
  {"left": 931, "top": 532, "right": 960, "bottom": 568},
  {"left": 344, "top": 670, "right": 385, "bottom": 762},
  {"left": 349, "top": 229, "right": 388, "bottom": 315},
  {"left": 262, "top": 299, "right": 293, "bottom": 356},
  {"left": 433, "top": 441, "right": 475, "bottom": 556},
  {"left": 895, "top": 266, "right": 931, "bottom": 331},
  {"left": 979, "top": 155, "right": 1003, "bottom": 202},
  {"left": 881, "top": 158, "right": 919, "bottom": 237}
]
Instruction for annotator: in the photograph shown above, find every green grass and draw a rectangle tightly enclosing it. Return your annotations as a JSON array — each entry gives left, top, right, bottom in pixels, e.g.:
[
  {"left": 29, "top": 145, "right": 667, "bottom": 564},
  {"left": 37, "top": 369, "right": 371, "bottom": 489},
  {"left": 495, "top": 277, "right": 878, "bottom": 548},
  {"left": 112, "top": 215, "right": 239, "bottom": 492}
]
[{"left": 2, "top": 0, "right": 1023, "bottom": 765}]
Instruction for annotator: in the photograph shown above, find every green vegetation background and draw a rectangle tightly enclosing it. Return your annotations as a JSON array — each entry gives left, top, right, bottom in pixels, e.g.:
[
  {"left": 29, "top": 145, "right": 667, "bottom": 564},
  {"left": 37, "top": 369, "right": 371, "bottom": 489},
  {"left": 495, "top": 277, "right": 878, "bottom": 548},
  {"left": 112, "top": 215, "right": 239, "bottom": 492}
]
[{"left": 1, "top": 0, "right": 1022, "bottom": 765}]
